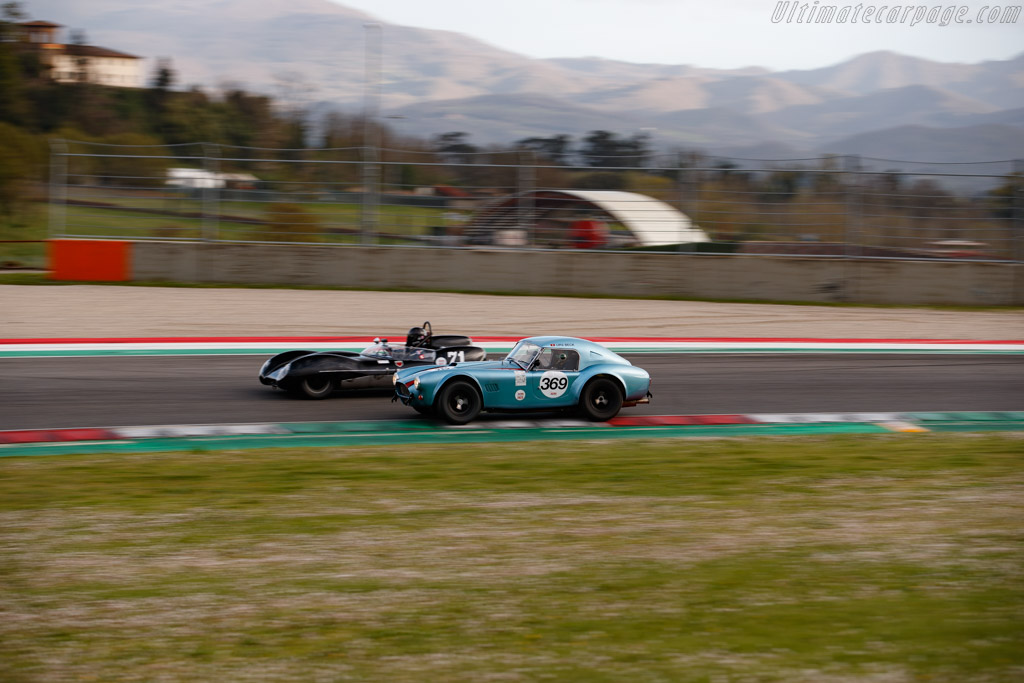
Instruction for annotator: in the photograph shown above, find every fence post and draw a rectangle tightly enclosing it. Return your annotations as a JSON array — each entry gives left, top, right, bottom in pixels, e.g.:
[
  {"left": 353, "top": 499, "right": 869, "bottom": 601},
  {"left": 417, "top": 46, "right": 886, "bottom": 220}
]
[
  {"left": 361, "top": 23, "right": 382, "bottom": 245},
  {"left": 361, "top": 144, "right": 380, "bottom": 245},
  {"left": 843, "top": 155, "right": 862, "bottom": 258},
  {"left": 676, "top": 152, "right": 698, "bottom": 237},
  {"left": 518, "top": 150, "right": 536, "bottom": 244},
  {"left": 1014, "top": 160, "right": 1024, "bottom": 265},
  {"left": 48, "top": 138, "right": 68, "bottom": 239},
  {"left": 201, "top": 143, "right": 220, "bottom": 241},
  {"left": 842, "top": 155, "right": 863, "bottom": 302}
]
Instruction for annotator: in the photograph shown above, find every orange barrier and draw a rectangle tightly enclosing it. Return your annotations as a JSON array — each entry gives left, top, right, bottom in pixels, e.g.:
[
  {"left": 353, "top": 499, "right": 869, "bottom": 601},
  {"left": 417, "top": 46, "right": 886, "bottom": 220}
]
[{"left": 49, "top": 239, "right": 131, "bottom": 281}]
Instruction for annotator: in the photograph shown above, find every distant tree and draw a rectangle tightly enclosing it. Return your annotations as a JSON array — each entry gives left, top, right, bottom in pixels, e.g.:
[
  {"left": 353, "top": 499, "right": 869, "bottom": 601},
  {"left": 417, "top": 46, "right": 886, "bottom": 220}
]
[
  {"left": 0, "top": 1, "right": 25, "bottom": 29},
  {"left": 0, "top": 121, "right": 40, "bottom": 223},
  {"left": 150, "top": 57, "right": 176, "bottom": 91},
  {"left": 221, "top": 88, "right": 280, "bottom": 148},
  {"left": 579, "top": 130, "right": 617, "bottom": 167},
  {"left": 708, "top": 160, "right": 752, "bottom": 190},
  {"left": 579, "top": 130, "right": 649, "bottom": 168},
  {"left": 572, "top": 170, "right": 626, "bottom": 190},
  {"left": 320, "top": 110, "right": 362, "bottom": 148},
  {"left": 91, "top": 132, "right": 167, "bottom": 188},
  {"left": 760, "top": 169, "right": 803, "bottom": 202},
  {"left": 621, "top": 131, "right": 651, "bottom": 166},
  {"left": 0, "top": 1, "right": 26, "bottom": 124},
  {"left": 986, "top": 173, "right": 1022, "bottom": 220},
  {"left": 433, "top": 131, "right": 478, "bottom": 164},
  {"left": 515, "top": 134, "right": 572, "bottom": 165},
  {"left": 158, "top": 87, "right": 219, "bottom": 144}
]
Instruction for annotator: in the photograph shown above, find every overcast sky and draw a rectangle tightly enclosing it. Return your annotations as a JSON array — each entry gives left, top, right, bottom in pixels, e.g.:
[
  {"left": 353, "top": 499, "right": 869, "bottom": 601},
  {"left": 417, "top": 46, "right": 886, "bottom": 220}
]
[{"left": 331, "top": 0, "right": 1024, "bottom": 70}]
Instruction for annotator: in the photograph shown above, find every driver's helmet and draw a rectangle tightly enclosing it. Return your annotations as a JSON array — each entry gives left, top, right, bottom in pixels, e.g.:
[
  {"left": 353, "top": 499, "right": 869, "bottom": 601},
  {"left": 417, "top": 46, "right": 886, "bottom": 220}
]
[{"left": 406, "top": 326, "right": 429, "bottom": 347}]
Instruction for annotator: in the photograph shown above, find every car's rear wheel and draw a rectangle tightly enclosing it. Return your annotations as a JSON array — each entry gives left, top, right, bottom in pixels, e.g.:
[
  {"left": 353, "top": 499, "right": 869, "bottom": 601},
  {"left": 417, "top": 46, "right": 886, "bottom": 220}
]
[
  {"left": 436, "top": 380, "right": 482, "bottom": 425},
  {"left": 299, "top": 374, "right": 335, "bottom": 399},
  {"left": 579, "top": 378, "right": 623, "bottom": 421}
]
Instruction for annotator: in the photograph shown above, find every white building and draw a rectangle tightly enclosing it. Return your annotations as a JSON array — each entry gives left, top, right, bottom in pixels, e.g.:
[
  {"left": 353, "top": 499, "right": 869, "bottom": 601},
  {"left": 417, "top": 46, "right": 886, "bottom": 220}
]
[
  {"left": 49, "top": 45, "right": 142, "bottom": 87},
  {"left": 166, "top": 168, "right": 260, "bottom": 190},
  {"left": 17, "top": 20, "right": 142, "bottom": 88}
]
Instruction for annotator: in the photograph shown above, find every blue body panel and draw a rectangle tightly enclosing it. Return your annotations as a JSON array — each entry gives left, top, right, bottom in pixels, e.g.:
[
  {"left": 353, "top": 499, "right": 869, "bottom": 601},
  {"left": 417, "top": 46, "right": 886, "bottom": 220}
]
[{"left": 394, "top": 336, "right": 651, "bottom": 415}]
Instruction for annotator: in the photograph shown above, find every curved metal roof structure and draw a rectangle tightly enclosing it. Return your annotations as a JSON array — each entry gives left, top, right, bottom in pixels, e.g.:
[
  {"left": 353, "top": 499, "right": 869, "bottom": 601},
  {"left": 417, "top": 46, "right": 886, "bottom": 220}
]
[{"left": 469, "top": 189, "right": 709, "bottom": 247}]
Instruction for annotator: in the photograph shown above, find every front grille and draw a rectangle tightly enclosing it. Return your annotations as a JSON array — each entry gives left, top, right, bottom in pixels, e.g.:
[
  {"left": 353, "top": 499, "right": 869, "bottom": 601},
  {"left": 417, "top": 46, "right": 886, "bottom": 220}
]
[{"left": 395, "top": 383, "right": 411, "bottom": 399}]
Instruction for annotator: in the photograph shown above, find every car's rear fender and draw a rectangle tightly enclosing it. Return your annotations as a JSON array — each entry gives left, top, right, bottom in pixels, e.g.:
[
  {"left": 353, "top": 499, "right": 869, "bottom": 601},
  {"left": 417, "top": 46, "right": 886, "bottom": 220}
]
[{"left": 572, "top": 370, "right": 627, "bottom": 403}]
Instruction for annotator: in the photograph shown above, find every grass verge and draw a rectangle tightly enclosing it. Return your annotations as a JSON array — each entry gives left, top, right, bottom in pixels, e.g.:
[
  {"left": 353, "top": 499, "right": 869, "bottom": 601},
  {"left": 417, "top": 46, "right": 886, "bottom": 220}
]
[{"left": 1, "top": 434, "right": 1022, "bottom": 681}]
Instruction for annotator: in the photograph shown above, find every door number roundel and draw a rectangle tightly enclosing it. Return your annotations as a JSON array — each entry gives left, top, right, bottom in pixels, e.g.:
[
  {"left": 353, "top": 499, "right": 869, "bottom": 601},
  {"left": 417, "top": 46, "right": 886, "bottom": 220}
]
[{"left": 539, "top": 371, "right": 569, "bottom": 398}]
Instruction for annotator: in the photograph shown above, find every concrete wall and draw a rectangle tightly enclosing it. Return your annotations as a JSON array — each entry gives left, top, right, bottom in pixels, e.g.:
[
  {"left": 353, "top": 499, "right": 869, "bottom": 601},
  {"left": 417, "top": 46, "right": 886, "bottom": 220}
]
[{"left": 121, "top": 241, "right": 1023, "bottom": 306}]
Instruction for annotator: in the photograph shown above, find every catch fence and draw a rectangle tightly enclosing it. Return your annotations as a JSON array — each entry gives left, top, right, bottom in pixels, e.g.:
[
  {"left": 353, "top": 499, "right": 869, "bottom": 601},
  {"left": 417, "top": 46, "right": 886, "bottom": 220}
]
[{"left": 49, "top": 140, "right": 1024, "bottom": 262}]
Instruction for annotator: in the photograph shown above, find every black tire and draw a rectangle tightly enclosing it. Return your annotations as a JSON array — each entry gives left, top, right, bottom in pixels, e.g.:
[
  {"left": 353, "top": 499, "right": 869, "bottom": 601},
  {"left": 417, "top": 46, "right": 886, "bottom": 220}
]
[
  {"left": 579, "top": 378, "right": 623, "bottom": 421},
  {"left": 298, "top": 374, "right": 335, "bottom": 399},
  {"left": 436, "top": 380, "right": 482, "bottom": 425}
]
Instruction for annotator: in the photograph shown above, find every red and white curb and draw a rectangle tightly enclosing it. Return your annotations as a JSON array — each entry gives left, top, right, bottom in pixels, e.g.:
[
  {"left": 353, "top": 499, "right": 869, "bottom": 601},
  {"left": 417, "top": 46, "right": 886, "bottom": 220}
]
[
  {"left": 2, "top": 336, "right": 1022, "bottom": 357},
  {"left": 3, "top": 412, "right": 1023, "bottom": 446}
]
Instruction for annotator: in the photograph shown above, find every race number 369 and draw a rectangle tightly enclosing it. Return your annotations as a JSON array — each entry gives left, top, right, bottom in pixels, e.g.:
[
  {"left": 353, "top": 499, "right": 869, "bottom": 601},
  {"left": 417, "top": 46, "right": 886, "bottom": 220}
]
[{"left": 539, "top": 371, "right": 569, "bottom": 398}]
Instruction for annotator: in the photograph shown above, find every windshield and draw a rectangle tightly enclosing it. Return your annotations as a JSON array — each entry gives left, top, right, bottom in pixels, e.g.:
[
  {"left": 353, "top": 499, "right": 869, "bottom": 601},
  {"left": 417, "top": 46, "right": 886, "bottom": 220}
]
[
  {"left": 360, "top": 342, "right": 393, "bottom": 358},
  {"left": 506, "top": 340, "right": 542, "bottom": 369},
  {"left": 360, "top": 342, "right": 436, "bottom": 362}
]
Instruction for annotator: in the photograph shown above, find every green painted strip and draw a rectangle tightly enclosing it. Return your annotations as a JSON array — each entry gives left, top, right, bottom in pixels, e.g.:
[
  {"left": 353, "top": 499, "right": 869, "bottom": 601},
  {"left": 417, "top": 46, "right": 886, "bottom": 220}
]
[
  {"left": 926, "top": 421, "right": 1024, "bottom": 432},
  {"left": 0, "top": 422, "right": 895, "bottom": 458},
  {"left": 905, "top": 411, "right": 1024, "bottom": 422}
]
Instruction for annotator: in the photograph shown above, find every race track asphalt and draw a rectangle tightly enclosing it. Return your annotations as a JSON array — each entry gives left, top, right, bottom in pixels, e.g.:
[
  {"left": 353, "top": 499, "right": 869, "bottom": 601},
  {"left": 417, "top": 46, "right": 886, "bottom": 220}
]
[{"left": 3, "top": 353, "right": 1021, "bottom": 431}]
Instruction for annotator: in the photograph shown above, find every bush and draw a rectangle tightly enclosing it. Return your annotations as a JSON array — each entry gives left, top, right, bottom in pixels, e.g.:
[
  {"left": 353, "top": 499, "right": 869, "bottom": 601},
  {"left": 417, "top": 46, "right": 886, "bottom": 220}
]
[
  {"left": 0, "top": 122, "right": 43, "bottom": 223},
  {"left": 258, "top": 202, "right": 322, "bottom": 242}
]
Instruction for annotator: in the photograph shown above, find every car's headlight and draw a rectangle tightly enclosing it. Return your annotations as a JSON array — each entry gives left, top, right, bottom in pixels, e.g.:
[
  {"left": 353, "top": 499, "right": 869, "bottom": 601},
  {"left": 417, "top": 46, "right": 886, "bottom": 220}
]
[
  {"left": 413, "top": 377, "right": 420, "bottom": 390},
  {"left": 392, "top": 374, "right": 399, "bottom": 385}
]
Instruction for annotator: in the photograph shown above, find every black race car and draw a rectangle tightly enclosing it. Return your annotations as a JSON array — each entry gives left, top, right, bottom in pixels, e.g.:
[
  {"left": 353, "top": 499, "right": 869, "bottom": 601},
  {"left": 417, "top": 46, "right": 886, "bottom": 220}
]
[{"left": 258, "top": 322, "right": 487, "bottom": 399}]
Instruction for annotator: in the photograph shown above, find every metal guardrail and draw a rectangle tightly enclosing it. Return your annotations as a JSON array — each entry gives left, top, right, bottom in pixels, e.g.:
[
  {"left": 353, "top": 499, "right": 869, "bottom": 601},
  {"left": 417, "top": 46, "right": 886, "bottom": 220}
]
[{"left": 49, "top": 140, "right": 1024, "bottom": 262}]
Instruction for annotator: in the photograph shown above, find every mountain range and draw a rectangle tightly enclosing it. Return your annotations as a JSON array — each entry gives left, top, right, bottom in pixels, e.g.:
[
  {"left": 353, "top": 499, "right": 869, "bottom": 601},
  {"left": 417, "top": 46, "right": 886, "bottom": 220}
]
[{"left": 23, "top": 0, "right": 1024, "bottom": 161}]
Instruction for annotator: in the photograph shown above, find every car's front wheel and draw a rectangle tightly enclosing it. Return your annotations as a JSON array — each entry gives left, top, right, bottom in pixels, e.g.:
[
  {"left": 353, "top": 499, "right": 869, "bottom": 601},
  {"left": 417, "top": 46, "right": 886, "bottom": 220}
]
[
  {"left": 298, "top": 374, "right": 335, "bottom": 399},
  {"left": 579, "top": 378, "right": 623, "bottom": 421},
  {"left": 436, "top": 380, "right": 482, "bottom": 425}
]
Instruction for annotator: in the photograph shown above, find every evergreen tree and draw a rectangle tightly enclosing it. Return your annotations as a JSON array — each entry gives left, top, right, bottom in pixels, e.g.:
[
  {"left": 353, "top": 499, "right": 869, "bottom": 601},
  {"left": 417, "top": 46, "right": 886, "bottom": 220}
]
[{"left": 0, "top": 1, "right": 27, "bottom": 124}]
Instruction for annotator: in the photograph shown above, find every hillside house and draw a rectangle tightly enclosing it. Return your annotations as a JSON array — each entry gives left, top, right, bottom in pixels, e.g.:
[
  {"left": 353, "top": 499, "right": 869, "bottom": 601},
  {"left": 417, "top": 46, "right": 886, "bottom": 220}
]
[{"left": 16, "top": 20, "right": 142, "bottom": 87}]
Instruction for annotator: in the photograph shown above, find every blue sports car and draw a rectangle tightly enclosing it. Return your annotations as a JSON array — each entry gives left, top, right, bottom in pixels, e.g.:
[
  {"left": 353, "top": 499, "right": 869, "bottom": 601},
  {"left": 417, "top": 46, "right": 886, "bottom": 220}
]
[{"left": 393, "top": 336, "right": 652, "bottom": 424}]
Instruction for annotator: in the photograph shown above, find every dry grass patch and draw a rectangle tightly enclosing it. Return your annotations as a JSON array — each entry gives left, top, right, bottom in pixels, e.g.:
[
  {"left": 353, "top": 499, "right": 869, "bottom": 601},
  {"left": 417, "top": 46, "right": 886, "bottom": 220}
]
[{"left": 1, "top": 434, "right": 1022, "bottom": 682}]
